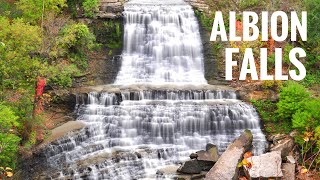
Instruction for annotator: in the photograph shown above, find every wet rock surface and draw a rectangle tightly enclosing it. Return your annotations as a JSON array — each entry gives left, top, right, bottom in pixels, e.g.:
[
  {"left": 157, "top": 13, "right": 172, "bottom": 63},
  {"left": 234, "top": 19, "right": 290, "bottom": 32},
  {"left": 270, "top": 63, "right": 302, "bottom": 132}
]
[
  {"left": 177, "top": 160, "right": 202, "bottom": 174},
  {"left": 205, "top": 130, "right": 253, "bottom": 180},
  {"left": 178, "top": 143, "right": 219, "bottom": 174}
]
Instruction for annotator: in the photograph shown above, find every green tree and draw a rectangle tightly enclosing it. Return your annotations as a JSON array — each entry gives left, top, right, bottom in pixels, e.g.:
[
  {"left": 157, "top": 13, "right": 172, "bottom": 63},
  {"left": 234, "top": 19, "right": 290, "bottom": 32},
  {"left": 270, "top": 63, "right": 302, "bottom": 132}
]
[
  {"left": 276, "top": 81, "right": 311, "bottom": 121},
  {"left": 16, "top": 0, "right": 67, "bottom": 24},
  {"left": 54, "top": 22, "right": 96, "bottom": 69},
  {"left": 0, "top": 104, "right": 21, "bottom": 167},
  {"left": 292, "top": 98, "right": 320, "bottom": 130},
  {"left": 82, "top": 0, "right": 98, "bottom": 18},
  {"left": 0, "top": 16, "right": 43, "bottom": 90}
]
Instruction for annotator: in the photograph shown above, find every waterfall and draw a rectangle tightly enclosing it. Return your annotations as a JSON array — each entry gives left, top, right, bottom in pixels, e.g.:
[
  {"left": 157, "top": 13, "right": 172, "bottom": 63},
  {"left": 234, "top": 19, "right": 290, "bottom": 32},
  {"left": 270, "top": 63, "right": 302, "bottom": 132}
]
[
  {"left": 115, "top": 0, "right": 207, "bottom": 84},
  {"left": 42, "top": 0, "right": 266, "bottom": 179}
]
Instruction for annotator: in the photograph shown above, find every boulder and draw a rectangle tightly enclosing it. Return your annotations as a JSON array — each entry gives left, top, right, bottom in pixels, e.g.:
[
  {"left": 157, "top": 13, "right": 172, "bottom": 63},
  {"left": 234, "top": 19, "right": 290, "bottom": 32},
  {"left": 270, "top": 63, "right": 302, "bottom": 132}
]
[
  {"left": 205, "top": 130, "right": 253, "bottom": 180},
  {"left": 197, "top": 150, "right": 218, "bottom": 162},
  {"left": 282, "top": 163, "right": 295, "bottom": 180},
  {"left": 196, "top": 149, "right": 218, "bottom": 171},
  {"left": 177, "top": 160, "right": 202, "bottom": 174},
  {"left": 156, "top": 165, "right": 179, "bottom": 176},
  {"left": 204, "top": 144, "right": 219, "bottom": 161},
  {"left": 266, "top": 134, "right": 287, "bottom": 143},
  {"left": 245, "top": 151, "right": 283, "bottom": 179},
  {"left": 270, "top": 137, "right": 295, "bottom": 158}
]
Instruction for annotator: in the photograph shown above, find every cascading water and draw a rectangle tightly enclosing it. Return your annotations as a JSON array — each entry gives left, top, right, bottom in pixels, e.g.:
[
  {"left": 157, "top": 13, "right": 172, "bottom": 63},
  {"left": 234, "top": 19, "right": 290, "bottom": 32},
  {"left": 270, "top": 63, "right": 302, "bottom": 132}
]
[
  {"left": 115, "top": 0, "right": 207, "bottom": 84},
  {"left": 42, "top": 0, "right": 267, "bottom": 179}
]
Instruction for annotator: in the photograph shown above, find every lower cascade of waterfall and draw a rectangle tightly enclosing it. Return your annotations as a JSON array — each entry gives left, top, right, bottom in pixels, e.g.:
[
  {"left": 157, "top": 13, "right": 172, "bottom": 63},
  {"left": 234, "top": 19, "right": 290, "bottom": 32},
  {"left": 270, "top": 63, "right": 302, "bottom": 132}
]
[
  {"left": 41, "top": 0, "right": 267, "bottom": 179},
  {"left": 43, "top": 89, "right": 266, "bottom": 179}
]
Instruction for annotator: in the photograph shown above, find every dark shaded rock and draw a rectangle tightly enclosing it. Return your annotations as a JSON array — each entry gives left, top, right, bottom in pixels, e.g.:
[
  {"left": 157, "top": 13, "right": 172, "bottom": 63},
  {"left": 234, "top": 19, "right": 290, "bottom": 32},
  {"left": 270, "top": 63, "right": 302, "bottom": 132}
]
[
  {"left": 282, "top": 163, "right": 295, "bottom": 180},
  {"left": 244, "top": 151, "right": 283, "bottom": 179},
  {"left": 205, "top": 130, "right": 253, "bottom": 180},
  {"left": 177, "top": 159, "right": 202, "bottom": 174},
  {"left": 197, "top": 160, "right": 215, "bottom": 171},
  {"left": 135, "top": 152, "right": 142, "bottom": 159},
  {"left": 196, "top": 149, "right": 218, "bottom": 171},
  {"left": 190, "top": 153, "right": 198, "bottom": 159},
  {"left": 270, "top": 137, "right": 295, "bottom": 158}
]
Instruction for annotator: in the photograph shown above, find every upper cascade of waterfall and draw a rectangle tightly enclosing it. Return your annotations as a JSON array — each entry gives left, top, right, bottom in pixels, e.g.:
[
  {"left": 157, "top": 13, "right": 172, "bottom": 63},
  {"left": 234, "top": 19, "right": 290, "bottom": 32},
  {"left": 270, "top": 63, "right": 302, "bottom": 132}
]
[{"left": 115, "top": 0, "right": 207, "bottom": 85}]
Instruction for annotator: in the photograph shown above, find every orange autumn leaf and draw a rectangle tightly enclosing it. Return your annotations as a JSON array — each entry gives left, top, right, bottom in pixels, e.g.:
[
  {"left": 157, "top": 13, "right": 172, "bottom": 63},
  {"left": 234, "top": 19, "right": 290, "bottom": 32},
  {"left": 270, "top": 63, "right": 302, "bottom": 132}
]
[{"left": 243, "top": 152, "right": 253, "bottom": 159}]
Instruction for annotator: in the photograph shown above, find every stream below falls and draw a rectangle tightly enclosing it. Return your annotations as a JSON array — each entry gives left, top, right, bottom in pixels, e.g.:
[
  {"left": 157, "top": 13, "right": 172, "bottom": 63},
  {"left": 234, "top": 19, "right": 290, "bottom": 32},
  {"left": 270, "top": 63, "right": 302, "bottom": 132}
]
[{"left": 42, "top": 0, "right": 267, "bottom": 179}]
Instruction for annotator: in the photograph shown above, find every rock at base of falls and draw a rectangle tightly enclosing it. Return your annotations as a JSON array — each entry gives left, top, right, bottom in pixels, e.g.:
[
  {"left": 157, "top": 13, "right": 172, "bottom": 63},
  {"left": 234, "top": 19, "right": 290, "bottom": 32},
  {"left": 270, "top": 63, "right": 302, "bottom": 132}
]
[
  {"left": 156, "top": 165, "right": 180, "bottom": 176},
  {"left": 178, "top": 143, "right": 219, "bottom": 174},
  {"left": 177, "top": 160, "right": 202, "bottom": 174},
  {"left": 244, "top": 151, "right": 283, "bottom": 179},
  {"left": 196, "top": 144, "right": 219, "bottom": 171},
  {"left": 281, "top": 163, "right": 296, "bottom": 180},
  {"left": 204, "top": 130, "right": 253, "bottom": 180},
  {"left": 270, "top": 136, "right": 295, "bottom": 158}
]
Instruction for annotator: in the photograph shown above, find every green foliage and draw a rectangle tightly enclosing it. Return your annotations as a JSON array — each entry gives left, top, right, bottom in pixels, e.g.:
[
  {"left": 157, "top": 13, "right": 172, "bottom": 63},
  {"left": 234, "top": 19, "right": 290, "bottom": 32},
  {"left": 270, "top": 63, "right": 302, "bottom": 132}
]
[
  {"left": 283, "top": 44, "right": 294, "bottom": 65},
  {"left": 302, "top": 71, "right": 320, "bottom": 87},
  {"left": 0, "top": 16, "right": 43, "bottom": 89},
  {"left": 261, "top": 80, "right": 283, "bottom": 91},
  {"left": 239, "top": 0, "right": 261, "bottom": 9},
  {"left": 292, "top": 98, "right": 320, "bottom": 130},
  {"left": 276, "top": 81, "right": 311, "bottom": 121},
  {"left": 103, "top": 21, "right": 122, "bottom": 49},
  {"left": 82, "top": 0, "right": 98, "bottom": 18},
  {"left": 305, "top": 0, "right": 320, "bottom": 53},
  {"left": 46, "top": 64, "right": 81, "bottom": 87},
  {"left": 315, "top": 126, "right": 320, "bottom": 149},
  {"left": 23, "top": 131, "right": 36, "bottom": 149},
  {"left": 0, "top": 104, "right": 21, "bottom": 167},
  {"left": 251, "top": 99, "right": 292, "bottom": 133},
  {"left": 194, "top": 10, "right": 214, "bottom": 31},
  {"left": 251, "top": 99, "right": 277, "bottom": 122},
  {"left": 0, "top": 104, "right": 20, "bottom": 132},
  {"left": 16, "top": 0, "right": 67, "bottom": 24},
  {"left": 55, "top": 23, "right": 96, "bottom": 68}
]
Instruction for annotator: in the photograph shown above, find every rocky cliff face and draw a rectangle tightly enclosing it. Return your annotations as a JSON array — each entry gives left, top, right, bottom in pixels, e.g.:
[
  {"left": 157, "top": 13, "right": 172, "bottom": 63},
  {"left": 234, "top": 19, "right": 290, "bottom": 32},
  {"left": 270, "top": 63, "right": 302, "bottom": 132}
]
[
  {"left": 97, "top": 0, "right": 128, "bottom": 19},
  {"left": 185, "top": 0, "right": 210, "bottom": 13},
  {"left": 97, "top": 0, "right": 210, "bottom": 19}
]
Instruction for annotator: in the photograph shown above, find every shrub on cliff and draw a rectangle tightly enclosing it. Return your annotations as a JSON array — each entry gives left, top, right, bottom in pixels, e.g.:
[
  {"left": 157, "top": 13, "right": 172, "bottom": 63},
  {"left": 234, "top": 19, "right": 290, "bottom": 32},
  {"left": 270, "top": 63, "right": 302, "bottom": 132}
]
[
  {"left": 0, "top": 104, "right": 21, "bottom": 167},
  {"left": 292, "top": 98, "right": 320, "bottom": 131},
  {"left": 276, "top": 81, "right": 311, "bottom": 121}
]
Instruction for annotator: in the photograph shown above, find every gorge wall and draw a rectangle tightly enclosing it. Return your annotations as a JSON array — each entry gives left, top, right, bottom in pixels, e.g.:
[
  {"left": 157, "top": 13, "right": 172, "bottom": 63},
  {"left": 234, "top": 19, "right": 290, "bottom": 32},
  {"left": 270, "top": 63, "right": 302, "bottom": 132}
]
[{"left": 97, "top": 0, "right": 210, "bottom": 18}]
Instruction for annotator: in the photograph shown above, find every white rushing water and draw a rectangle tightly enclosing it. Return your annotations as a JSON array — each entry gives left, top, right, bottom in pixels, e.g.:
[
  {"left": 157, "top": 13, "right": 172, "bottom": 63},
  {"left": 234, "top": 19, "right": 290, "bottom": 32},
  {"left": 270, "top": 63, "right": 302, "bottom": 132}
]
[
  {"left": 43, "top": 1, "right": 267, "bottom": 179},
  {"left": 115, "top": 0, "right": 207, "bottom": 84}
]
